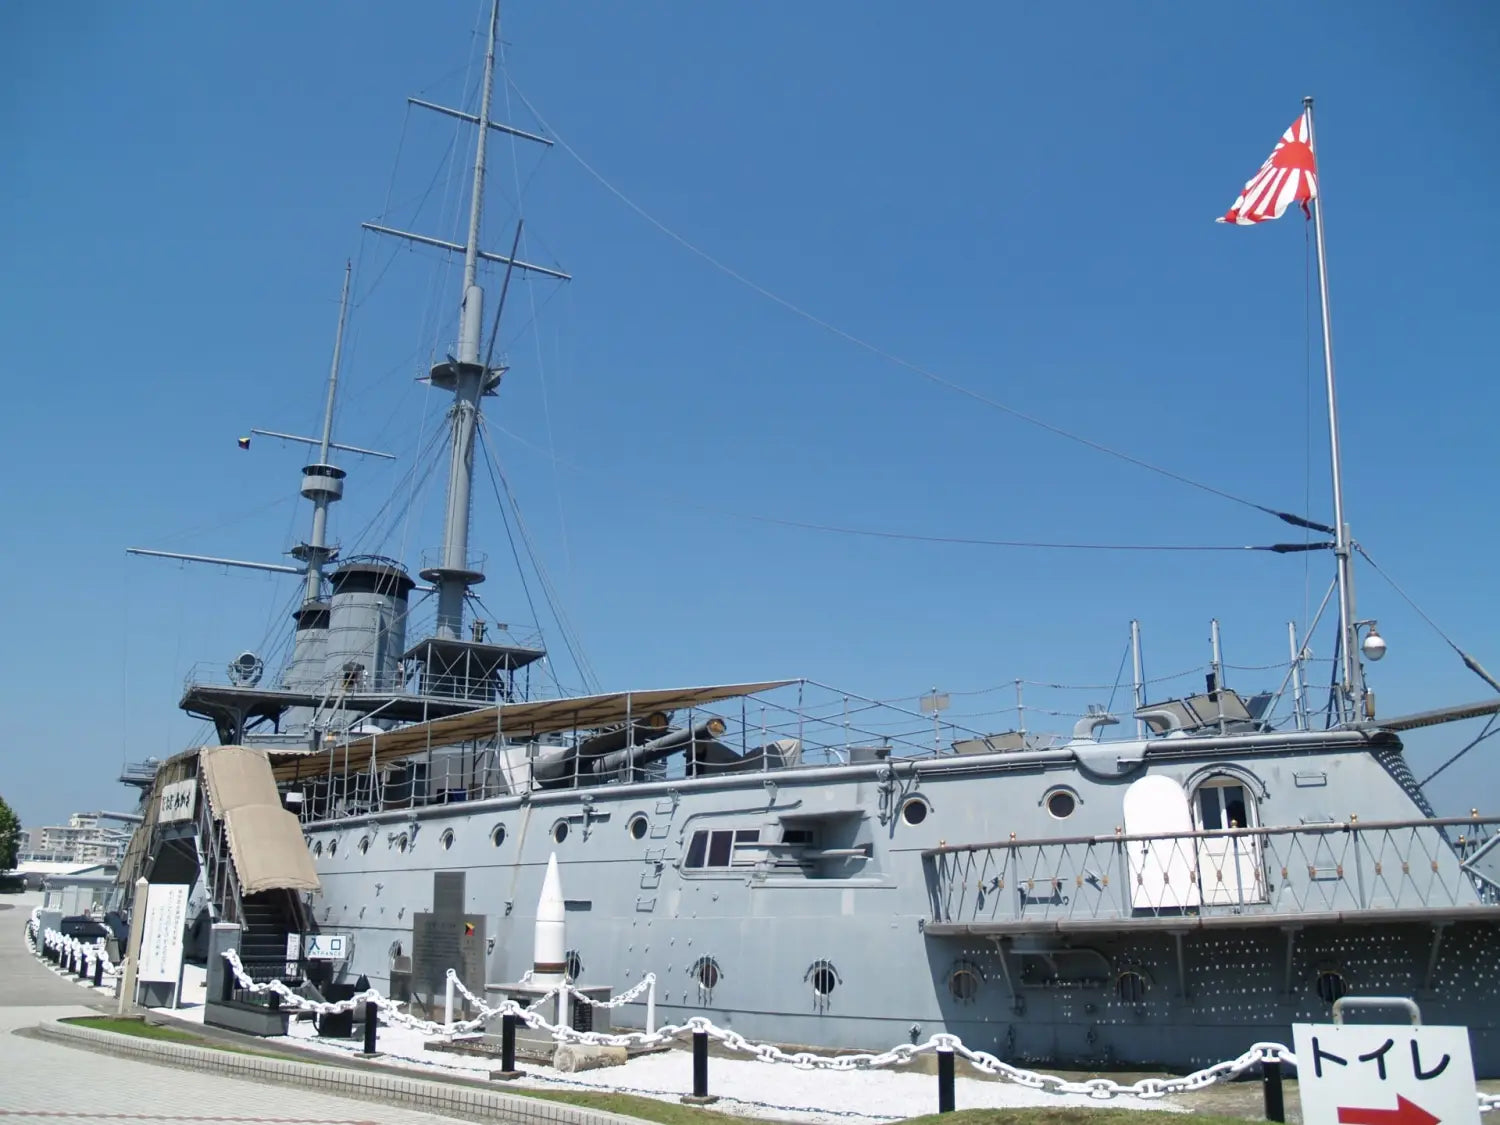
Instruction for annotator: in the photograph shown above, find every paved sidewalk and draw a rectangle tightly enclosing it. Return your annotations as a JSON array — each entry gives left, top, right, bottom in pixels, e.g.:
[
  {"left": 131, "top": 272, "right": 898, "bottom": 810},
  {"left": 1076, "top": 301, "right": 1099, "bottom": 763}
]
[{"left": 0, "top": 895, "right": 472, "bottom": 1125}]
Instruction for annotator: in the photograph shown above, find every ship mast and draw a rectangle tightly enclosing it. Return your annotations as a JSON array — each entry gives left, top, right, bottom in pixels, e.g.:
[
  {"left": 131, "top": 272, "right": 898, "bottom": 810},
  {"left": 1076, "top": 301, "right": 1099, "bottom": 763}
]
[
  {"left": 363, "top": 0, "right": 568, "bottom": 643},
  {"left": 296, "top": 260, "right": 354, "bottom": 605}
]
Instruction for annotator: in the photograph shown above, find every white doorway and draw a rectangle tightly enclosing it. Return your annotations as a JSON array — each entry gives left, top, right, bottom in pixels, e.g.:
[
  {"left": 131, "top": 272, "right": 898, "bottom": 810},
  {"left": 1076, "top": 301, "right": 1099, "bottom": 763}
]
[{"left": 1192, "top": 777, "right": 1267, "bottom": 905}]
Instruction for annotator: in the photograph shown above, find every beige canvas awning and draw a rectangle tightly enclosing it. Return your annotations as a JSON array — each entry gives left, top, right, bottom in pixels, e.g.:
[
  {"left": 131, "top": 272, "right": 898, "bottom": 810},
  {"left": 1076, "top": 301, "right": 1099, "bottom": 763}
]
[
  {"left": 272, "top": 680, "right": 795, "bottom": 783},
  {"left": 203, "top": 745, "right": 320, "bottom": 894}
]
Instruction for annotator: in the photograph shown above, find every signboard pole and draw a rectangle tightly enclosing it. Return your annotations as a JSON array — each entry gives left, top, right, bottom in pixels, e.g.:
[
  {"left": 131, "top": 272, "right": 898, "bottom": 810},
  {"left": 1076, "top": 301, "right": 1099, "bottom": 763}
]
[{"left": 117, "top": 878, "right": 148, "bottom": 1015}]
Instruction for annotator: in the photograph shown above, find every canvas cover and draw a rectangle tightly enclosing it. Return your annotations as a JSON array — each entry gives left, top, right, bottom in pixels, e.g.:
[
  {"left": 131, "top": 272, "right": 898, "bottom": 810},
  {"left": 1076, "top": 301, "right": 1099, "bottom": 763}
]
[{"left": 201, "top": 745, "right": 320, "bottom": 894}]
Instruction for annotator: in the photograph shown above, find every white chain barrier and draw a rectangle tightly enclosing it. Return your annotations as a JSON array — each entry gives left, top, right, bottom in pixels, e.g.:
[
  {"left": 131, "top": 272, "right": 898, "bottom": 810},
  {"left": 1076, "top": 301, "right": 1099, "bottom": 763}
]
[
  {"left": 217, "top": 950, "right": 1499, "bottom": 1111},
  {"left": 34, "top": 922, "right": 123, "bottom": 983}
]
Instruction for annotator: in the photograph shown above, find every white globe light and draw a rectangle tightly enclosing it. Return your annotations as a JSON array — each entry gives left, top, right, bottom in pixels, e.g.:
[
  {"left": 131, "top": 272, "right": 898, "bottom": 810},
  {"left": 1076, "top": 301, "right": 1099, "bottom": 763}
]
[{"left": 1361, "top": 629, "right": 1387, "bottom": 662}]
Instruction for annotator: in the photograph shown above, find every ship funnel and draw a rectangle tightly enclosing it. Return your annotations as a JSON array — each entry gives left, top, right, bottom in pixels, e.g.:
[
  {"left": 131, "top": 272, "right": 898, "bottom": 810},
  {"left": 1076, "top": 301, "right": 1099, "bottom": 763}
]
[{"left": 532, "top": 851, "right": 566, "bottom": 984}]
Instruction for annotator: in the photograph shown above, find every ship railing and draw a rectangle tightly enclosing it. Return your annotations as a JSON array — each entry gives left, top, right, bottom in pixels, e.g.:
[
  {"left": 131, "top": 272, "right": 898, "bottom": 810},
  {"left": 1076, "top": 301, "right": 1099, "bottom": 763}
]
[{"left": 923, "top": 815, "right": 1500, "bottom": 927}]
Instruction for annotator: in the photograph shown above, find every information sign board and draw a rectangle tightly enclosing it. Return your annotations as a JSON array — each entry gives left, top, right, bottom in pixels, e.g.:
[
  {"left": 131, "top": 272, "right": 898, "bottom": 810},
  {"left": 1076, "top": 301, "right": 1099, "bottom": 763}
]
[
  {"left": 1293, "top": 1023, "right": 1479, "bottom": 1125},
  {"left": 284, "top": 932, "right": 301, "bottom": 976},
  {"left": 136, "top": 883, "right": 189, "bottom": 985}
]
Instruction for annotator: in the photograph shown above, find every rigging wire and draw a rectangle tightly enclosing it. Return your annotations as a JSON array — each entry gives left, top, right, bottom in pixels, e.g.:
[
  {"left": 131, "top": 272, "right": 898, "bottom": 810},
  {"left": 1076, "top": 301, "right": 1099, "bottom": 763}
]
[
  {"left": 477, "top": 418, "right": 600, "bottom": 693},
  {"left": 1418, "top": 711, "right": 1500, "bottom": 788},
  {"left": 487, "top": 422, "right": 1324, "bottom": 554},
  {"left": 505, "top": 78, "right": 1331, "bottom": 536},
  {"left": 1354, "top": 544, "right": 1500, "bottom": 695},
  {"left": 474, "top": 427, "right": 553, "bottom": 687}
]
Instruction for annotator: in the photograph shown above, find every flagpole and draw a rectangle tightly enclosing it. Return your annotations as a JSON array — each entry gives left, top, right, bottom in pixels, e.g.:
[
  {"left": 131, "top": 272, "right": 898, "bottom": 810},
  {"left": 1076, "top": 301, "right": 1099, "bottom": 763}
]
[{"left": 1302, "top": 95, "right": 1362, "bottom": 724}]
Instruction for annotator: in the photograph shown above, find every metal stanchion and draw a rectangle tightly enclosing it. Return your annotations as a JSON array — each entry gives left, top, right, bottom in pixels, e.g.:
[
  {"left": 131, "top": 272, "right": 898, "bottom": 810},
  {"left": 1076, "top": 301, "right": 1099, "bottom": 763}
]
[
  {"left": 682, "top": 1030, "right": 717, "bottom": 1104},
  {"left": 938, "top": 1047, "right": 956, "bottom": 1114},
  {"left": 1262, "top": 1057, "right": 1285, "bottom": 1122},
  {"left": 359, "top": 1000, "right": 379, "bottom": 1057},
  {"left": 493, "top": 1012, "right": 522, "bottom": 1081}
]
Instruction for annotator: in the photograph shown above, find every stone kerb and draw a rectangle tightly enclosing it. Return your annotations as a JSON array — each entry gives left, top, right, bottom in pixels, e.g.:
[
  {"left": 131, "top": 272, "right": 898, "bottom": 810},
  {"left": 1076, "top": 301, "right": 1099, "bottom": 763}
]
[{"left": 35, "top": 1019, "right": 653, "bottom": 1125}]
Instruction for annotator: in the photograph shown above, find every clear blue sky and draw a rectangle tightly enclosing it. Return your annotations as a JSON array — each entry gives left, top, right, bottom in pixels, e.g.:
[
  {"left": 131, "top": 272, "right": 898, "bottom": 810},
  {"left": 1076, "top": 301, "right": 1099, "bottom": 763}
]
[{"left": 2, "top": 2, "right": 1496, "bottom": 828}]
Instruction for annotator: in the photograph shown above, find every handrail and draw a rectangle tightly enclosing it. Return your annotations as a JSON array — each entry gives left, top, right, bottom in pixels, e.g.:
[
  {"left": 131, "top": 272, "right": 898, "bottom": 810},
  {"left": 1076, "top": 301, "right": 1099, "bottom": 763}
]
[{"left": 922, "top": 815, "right": 1500, "bottom": 856}]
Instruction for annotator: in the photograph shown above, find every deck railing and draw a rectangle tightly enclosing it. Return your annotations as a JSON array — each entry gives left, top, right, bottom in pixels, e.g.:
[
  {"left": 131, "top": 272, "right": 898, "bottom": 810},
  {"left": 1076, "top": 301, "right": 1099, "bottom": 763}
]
[{"left": 923, "top": 816, "right": 1500, "bottom": 927}]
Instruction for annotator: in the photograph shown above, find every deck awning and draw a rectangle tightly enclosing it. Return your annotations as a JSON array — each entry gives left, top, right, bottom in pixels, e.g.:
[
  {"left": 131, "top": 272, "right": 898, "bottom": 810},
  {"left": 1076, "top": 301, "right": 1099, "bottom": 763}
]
[
  {"left": 271, "top": 680, "right": 796, "bottom": 783},
  {"left": 203, "top": 745, "right": 321, "bottom": 894}
]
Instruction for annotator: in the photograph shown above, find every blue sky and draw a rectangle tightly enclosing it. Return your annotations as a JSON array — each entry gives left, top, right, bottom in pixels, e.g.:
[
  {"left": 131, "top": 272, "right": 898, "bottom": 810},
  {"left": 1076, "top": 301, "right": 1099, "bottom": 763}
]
[{"left": 2, "top": 2, "right": 1496, "bottom": 828}]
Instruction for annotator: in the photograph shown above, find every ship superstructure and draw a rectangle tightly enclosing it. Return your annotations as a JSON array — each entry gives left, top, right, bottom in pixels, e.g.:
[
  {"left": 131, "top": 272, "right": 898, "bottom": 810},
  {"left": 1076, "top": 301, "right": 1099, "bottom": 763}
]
[{"left": 120, "top": 2, "right": 1500, "bottom": 1077}]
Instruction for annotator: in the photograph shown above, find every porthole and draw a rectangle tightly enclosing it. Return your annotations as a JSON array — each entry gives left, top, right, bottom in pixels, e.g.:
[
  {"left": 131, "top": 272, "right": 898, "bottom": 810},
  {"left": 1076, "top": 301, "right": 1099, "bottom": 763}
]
[
  {"left": 396, "top": 833, "right": 409, "bottom": 853},
  {"left": 628, "top": 815, "right": 649, "bottom": 841},
  {"left": 691, "top": 955, "right": 721, "bottom": 991},
  {"left": 553, "top": 820, "right": 570, "bottom": 844},
  {"left": 328, "top": 838, "right": 338, "bottom": 857},
  {"left": 807, "top": 959, "right": 839, "bottom": 998},
  {"left": 440, "top": 828, "right": 454, "bottom": 851},
  {"left": 358, "top": 836, "right": 371, "bottom": 854},
  {"left": 901, "top": 798, "right": 929, "bottom": 826},
  {"left": 1045, "top": 788, "right": 1077, "bottom": 819},
  {"left": 1315, "top": 970, "right": 1347, "bottom": 1004},
  {"left": 1117, "top": 970, "right": 1149, "bottom": 1004},
  {"left": 565, "top": 950, "right": 583, "bottom": 980},
  {"left": 948, "top": 961, "right": 982, "bottom": 1003},
  {"left": 312, "top": 839, "right": 323, "bottom": 857},
  {"left": 491, "top": 824, "right": 506, "bottom": 847}
]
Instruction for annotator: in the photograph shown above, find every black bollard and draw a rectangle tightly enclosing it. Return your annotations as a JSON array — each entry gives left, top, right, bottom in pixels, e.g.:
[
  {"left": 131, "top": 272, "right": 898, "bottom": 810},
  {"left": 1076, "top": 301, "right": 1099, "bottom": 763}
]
[
  {"left": 221, "top": 961, "right": 235, "bottom": 1002},
  {"left": 693, "top": 1030, "right": 709, "bottom": 1097},
  {"left": 937, "top": 1048, "right": 956, "bottom": 1114},
  {"left": 1262, "top": 1058, "right": 1285, "bottom": 1123},
  {"left": 361, "top": 1000, "right": 378, "bottom": 1056},
  {"left": 492, "top": 1012, "right": 522, "bottom": 1080},
  {"left": 680, "top": 1029, "right": 717, "bottom": 1104},
  {"left": 268, "top": 989, "right": 281, "bottom": 1011},
  {"left": 93, "top": 953, "right": 103, "bottom": 988}
]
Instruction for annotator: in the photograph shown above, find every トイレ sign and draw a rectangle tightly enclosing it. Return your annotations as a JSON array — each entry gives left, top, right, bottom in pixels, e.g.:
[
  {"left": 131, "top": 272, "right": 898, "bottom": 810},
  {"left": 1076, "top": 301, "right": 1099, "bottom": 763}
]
[{"left": 1293, "top": 1023, "right": 1479, "bottom": 1125}]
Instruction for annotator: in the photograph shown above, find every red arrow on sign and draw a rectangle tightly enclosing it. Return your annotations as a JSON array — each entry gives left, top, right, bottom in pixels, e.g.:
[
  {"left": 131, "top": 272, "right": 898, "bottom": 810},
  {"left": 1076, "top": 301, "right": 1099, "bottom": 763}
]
[{"left": 1337, "top": 1095, "right": 1441, "bottom": 1125}]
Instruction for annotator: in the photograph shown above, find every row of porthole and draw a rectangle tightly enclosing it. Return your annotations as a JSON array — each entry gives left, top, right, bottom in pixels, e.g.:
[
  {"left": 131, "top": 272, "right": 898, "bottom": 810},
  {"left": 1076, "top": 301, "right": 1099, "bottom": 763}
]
[
  {"left": 314, "top": 814, "right": 657, "bottom": 857},
  {"left": 897, "top": 786, "right": 1077, "bottom": 828},
  {"left": 686, "top": 956, "right": 838, "bottom": 999},
  {"left": 312, "top": 827, "right": 457, "bottom": 858}
]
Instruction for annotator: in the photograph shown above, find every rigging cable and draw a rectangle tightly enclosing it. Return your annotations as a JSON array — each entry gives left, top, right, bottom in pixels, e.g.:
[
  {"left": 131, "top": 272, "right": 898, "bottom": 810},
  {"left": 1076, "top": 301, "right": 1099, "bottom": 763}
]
[
  {"left": 506, "top": 78, "right": 1332, "bottom": 537},
  {"left": 1418, "top": 711, "right": 1500, "bottom": 788},
  {"left": 477, "top": 419, "right": 600, "bottom": 693},
  {"left": 1354, "top": 544, "right": 1500, "bottom": 696},
  {"left": 488, "top": 421, "right": 1330, "bottom": 554}
]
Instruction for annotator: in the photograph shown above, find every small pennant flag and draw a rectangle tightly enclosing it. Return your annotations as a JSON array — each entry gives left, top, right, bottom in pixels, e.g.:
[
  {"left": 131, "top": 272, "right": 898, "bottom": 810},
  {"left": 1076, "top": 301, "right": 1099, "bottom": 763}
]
[
  {"left": 1219, "top": 112, "right": 1318, "bottom": 225},
  {"left": 237, "top": 436, "right": 251, "bottom": 450},
  {"left": 464, "top": 922, "right": 475, "bottom": 936}
]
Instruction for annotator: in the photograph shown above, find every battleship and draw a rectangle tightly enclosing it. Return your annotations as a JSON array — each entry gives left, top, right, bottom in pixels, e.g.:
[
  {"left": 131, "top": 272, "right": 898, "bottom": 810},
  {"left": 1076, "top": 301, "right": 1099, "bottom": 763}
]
[{"left": 118, "top": 4, "right": 1500, "bottom": 1077}]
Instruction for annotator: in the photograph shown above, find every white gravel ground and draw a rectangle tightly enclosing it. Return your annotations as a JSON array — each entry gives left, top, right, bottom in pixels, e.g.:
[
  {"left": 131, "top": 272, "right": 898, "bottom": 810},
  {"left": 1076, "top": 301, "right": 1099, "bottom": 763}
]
[{"left": 261, "top": 1017, "right": 1184, "bottom": 1123}]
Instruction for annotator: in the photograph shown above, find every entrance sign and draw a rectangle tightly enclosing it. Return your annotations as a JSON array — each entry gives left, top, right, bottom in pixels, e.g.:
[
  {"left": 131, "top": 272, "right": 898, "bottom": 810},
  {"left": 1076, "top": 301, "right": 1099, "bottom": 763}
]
[
  {"left": 136, "top": 883, "right": 189, "bottom": 992},
  {"left": 305, "top": 933, "right": 349, "bottom": 960},
  {"left": 1293, "top": 1023, "right": 1479, "bottom": 1125}
]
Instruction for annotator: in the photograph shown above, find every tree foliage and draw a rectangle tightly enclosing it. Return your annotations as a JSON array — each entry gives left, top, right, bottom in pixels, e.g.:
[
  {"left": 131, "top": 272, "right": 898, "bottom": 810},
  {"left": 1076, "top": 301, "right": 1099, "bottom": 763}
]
[{"left": 0, "top": 795, "right": 19, "bottom": 871}]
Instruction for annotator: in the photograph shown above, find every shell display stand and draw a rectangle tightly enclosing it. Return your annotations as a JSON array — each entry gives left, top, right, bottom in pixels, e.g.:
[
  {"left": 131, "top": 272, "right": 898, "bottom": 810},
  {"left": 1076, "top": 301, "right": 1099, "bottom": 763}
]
[{"left": 482, "top": 981, "right": 613, "bottom": 1061}]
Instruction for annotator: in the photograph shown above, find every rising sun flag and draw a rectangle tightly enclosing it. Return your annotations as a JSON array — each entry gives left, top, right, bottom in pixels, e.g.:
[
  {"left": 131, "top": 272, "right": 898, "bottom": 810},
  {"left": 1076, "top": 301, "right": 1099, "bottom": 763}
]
[{"left": 1218, "top": 112, "right": 1318, "bottom": 224}]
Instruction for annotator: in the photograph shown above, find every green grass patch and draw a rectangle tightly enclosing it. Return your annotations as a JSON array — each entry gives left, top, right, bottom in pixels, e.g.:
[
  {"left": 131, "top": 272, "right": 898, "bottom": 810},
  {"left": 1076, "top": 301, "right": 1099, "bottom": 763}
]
[{"left": 61, "top": 1016, "right": 326, "bottom": 1065}]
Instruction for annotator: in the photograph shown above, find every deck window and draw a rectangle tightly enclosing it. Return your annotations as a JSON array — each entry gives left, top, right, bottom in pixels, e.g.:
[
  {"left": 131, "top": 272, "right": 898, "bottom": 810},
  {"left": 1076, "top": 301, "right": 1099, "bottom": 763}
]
[{"left": 685, "top": 828, "right": 761, "bottom": 870}]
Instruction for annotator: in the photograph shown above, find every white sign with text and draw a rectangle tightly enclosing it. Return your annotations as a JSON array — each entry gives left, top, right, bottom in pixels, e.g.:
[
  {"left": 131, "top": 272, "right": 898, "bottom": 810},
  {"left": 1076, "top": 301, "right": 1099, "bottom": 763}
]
[
  {"left": 136, "top": 883, "right": 189, "bottom": 985},
  {"left": 157, "top": 780, "right": 196, "bottom": 824},
  {"left": 305, "top": 933, "right": 349, "bottom": 960},
  {"left": 1293, "top": 1023, "right": 1479, "bottom": 1125}
]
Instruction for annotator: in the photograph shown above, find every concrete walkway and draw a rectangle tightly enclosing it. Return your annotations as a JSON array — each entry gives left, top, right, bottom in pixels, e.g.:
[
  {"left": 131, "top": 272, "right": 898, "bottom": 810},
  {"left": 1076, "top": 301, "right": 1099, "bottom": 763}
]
[{"left": 0, "top": 894, "right": 476, "bottom": 1125}]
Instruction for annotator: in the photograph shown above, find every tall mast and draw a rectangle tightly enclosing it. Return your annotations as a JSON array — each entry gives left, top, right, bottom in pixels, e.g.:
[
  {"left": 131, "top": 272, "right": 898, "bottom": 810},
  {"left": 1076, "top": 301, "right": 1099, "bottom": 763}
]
[
  {"left": 359, "top": 0, "right": 568, "bottom": 647},
  {"left": 1303, "top": 96, "right": 1363, "bottom": 723},
  {"left": 300, "top": 260, "right": 353, "bottom": 605}
]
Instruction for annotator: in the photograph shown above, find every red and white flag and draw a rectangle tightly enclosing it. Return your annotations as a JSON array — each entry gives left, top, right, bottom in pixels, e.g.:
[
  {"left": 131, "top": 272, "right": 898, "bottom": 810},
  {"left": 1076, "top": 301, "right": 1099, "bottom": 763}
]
[{"left": 1218, "top": 112, "right": 1318, "bottom": 224}]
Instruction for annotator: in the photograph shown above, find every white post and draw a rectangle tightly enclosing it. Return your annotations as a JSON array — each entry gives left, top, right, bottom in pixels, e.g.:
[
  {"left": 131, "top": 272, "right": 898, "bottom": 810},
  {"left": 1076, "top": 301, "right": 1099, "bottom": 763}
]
[
  {"left": 645, "top": 975, "right": 656, "bottom": 1035},
  {"left": 444, "top": 972, "right": 455, "bottom": 1031},
  {"left": 118, "top": 878, "right": 148, "bottom": 1015}
]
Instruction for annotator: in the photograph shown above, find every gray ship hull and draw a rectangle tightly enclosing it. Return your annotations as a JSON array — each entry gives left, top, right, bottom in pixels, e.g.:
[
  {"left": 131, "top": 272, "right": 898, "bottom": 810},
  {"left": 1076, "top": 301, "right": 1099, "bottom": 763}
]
[{"left": 298, "top": 731, "right": 1500, "bottom": 1075}]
